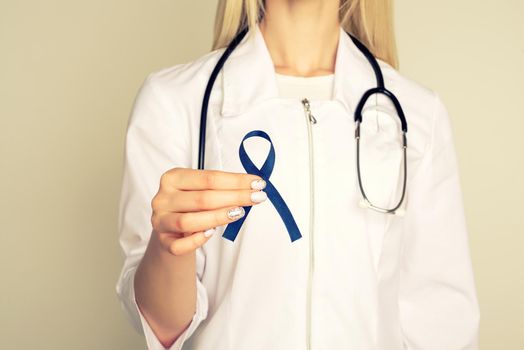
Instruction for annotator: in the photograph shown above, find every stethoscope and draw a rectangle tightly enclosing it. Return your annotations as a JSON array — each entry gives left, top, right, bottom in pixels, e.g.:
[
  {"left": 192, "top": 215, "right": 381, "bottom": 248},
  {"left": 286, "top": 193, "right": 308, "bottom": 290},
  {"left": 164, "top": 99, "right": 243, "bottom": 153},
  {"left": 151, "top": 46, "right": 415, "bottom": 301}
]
[{"left": 198, "top": 26, "right": 408, "bottom": 217}]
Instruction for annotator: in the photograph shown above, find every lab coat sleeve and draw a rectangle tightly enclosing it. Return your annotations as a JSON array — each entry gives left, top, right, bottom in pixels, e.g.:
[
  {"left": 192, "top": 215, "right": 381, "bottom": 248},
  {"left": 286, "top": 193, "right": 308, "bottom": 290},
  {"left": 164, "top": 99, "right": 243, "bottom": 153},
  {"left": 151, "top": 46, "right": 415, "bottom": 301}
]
[
  {"left": 398, "top": 92, "right": 480, "bottom": 350},
  {"left": 115, "top": 72, "right": 209, "bottom": 350}
]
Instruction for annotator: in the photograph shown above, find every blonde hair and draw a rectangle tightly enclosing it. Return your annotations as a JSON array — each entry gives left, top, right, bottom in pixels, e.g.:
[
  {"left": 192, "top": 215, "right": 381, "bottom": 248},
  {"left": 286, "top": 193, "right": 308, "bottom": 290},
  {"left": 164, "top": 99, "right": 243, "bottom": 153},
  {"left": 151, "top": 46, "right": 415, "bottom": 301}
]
[{"left": 212, "top": 0, "right": 399, "bottom": 70}]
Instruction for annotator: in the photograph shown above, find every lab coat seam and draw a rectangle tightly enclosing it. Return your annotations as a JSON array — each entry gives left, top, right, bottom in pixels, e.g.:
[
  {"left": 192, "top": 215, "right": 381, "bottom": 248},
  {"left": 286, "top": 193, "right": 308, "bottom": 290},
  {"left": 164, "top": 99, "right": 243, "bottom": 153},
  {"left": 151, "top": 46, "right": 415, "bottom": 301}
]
[
  {"left": 397, "top": 89, "right": 439, "bottom": 348},
  {"left": 397, "top": 89, "right": 480, "bottom": 349},
  {"left": 403, "top": 90, "right": 439, "bottom": 190},
  {"left": 398, "top": 88, "right": 439, "bottom": 245}
]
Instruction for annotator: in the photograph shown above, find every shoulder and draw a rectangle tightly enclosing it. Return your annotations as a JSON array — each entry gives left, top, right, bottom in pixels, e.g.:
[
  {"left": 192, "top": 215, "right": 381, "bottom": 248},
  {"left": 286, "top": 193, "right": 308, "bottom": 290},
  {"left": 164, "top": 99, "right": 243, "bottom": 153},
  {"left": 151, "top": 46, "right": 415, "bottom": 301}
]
[
  {"left": 377, "top": 58, "right": 441, "bottom": 115},
  {"left": 140, "top": 48, "right": 226, "bottom": 112},
  {"left": 125, "top": 48, "right": 227, "bottom": 152},
  {"left": 376, "top": 58, "right": 449, "bottom": 150}
]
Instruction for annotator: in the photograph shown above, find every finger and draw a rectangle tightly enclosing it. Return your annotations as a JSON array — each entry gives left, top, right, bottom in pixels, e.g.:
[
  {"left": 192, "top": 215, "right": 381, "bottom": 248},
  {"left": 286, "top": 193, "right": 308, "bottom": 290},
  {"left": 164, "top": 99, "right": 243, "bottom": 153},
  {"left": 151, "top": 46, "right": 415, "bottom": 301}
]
[
  {"left": 170, "top": 229, "right": 215, "bottom": 256},
  {"left": 162, "top": 168, "right": 266, "bottom": 191},
  {"left": 162, "top": 189, "right": 267, "bottom": 212},
  {"left": 158, "top": 229, "right": 214, "bottom": 256},
  {"left": 156, "top": 205, "right": 246, "bottom": 234}
]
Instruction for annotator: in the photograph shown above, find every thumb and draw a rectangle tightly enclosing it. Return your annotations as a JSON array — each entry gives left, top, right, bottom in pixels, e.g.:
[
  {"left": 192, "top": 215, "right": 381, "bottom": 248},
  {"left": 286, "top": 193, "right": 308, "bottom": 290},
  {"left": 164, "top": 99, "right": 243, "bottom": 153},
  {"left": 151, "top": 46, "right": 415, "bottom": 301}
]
[{"left": 163, "top": 228, "right": 216, "bottom": 256}]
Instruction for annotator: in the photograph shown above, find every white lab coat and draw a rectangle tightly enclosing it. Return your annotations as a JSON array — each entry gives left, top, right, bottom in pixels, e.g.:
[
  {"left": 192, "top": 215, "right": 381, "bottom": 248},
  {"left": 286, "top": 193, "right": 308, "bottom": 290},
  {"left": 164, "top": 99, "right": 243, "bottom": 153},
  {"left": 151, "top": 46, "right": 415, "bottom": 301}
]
[{"left": 115, "top": 23, "right": 480, "bottom": 350}]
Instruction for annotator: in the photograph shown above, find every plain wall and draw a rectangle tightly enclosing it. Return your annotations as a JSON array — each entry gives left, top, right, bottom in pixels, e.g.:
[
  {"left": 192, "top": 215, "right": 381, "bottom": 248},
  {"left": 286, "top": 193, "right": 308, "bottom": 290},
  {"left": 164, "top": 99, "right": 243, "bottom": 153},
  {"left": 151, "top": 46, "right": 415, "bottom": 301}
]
[{"left": 0, "top": 0, "right": 522, "bottom": 349}]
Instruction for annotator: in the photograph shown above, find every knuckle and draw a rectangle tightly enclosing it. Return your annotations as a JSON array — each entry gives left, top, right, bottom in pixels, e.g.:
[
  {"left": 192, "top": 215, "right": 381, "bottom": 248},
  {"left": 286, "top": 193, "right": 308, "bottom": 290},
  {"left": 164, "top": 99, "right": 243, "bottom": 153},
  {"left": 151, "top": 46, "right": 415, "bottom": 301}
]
[
  {"left": 150, "top": 212, "right": 160, "bottom": 230},
  {"left": 239, "top": 190, "right": 248, "bottom": 204},
  {"left": 194, "top": 191, "right": 209, "bottom": 210},
  {"left": 160, "top": 167, "right": 182, "bottom": 189},
  {"left": 159, "top": 170, "right": 171, "bottom": 187},
  {"left": 172, "top": 213, "right": 187, "bottom": 232},
  {"left": 150, "top": 195, "right": 162, "bottom": 211},
  {"left": 170, "top": 167, "right": 185, "bottom": 180},
  {"left": 236, "top": 175, "right": 244, "bottom": 189},
  {"left": 158, "top": 178, "right": 170, "bottom": 193},
  {"left": 152, "top": 212, "right": 172, "bottom": 233},
  {"left": 169, "top": 166, "right": 183, "bottom": 175},
  {"left": 204, "top": 171, "right": 217, "bottom": 188},
  {"left": 193, "top": 192, "right": 204, "bottom": 209},
  {"left": 214, "top": 209, "right": 224, "bottom": 226}
]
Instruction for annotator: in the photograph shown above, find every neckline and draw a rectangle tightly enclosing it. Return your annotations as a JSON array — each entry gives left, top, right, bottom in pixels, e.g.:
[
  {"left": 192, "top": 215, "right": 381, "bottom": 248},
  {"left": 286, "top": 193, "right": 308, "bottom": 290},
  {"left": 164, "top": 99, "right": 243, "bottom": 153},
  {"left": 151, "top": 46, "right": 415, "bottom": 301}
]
[
  {"left": 275, "top": 72, "right": 335, "bottom": 82},
  {"left": 275, "top": 72, "right": 335, "bottom": 85}
]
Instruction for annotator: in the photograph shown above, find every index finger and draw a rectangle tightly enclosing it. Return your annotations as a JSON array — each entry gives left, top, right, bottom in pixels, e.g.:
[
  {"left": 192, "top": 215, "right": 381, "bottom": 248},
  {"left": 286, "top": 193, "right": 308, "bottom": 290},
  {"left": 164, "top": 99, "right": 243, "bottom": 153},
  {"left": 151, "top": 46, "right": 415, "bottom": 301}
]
[{"left": 165, "top": 168, "right": 266, "bottom": 191}]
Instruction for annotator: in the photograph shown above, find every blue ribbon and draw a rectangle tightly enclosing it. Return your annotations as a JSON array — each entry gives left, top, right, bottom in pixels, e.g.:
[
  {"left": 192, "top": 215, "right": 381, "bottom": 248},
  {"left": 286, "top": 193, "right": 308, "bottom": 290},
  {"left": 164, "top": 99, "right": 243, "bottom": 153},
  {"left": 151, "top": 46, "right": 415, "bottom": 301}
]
[{"left": 222, "top": 130, "right": 303, "bottom": 243}]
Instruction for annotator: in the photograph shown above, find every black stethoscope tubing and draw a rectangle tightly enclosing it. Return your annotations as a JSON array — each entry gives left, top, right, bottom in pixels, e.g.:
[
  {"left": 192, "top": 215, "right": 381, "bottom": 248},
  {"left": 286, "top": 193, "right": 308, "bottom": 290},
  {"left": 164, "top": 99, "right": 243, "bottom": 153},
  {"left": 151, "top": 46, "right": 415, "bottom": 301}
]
[
  {"left": 197, "top": 26, "right": 408, "bottom": 214},
  {"left": 198, "top": 26, "right": 407, "bottom": 169}
]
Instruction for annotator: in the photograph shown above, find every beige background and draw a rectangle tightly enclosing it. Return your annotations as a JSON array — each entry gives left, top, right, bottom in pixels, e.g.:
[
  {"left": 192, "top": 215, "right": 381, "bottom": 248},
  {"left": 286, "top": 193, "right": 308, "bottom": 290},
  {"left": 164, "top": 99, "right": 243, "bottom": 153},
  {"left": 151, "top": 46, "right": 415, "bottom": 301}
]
[{"left": 0, "top": 0, "right": 522, "bottom": 349}]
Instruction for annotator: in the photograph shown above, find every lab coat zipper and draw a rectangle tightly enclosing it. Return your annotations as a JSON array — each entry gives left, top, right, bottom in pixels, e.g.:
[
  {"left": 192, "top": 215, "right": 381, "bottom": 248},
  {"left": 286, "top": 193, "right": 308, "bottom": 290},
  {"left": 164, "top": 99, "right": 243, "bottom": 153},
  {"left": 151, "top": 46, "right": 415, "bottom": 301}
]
[{"left": 301, "top": 98, "right": 316, "bottom": 350}]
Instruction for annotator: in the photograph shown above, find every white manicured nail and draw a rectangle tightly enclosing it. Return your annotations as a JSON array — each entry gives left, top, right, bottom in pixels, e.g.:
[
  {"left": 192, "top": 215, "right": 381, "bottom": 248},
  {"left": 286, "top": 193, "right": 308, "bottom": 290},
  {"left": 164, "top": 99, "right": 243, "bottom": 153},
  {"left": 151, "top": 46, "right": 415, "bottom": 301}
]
[
  {"left": 251, "top": 190, "right": 267, "bottom": 203},
  {"left": 204, "top": 227, "right": 215, "bottom": 237},
  {"left": 227, "top": 206, "right": 245, "bottom": 220},
  {"left": 251, "top": 179, "right": 266, "bottom": 190}
]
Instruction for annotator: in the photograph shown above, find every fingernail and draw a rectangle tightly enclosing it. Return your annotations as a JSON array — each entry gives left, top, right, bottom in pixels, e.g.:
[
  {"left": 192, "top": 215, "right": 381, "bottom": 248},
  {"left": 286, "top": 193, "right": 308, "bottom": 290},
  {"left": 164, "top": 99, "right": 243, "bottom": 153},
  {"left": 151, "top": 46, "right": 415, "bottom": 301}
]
[
  {"left": 204, "top": 228, "right": 215, "bottom": 237},
  {"left": 250, "top": 190, "right": 267, "bottom": 203},
  {"left": 227, "top": 206, "right": 245, "bottom": 221},
  {"left": 251, "top": 179, "right": 266, "bottom": 190}
]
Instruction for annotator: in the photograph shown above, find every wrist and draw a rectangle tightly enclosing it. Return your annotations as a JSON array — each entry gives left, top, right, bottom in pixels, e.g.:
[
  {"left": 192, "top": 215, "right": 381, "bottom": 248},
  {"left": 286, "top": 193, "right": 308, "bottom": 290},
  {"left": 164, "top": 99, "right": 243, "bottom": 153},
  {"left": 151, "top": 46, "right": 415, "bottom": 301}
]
[{"left": 146, "top": 231, "right": 196, "bottom": 265}]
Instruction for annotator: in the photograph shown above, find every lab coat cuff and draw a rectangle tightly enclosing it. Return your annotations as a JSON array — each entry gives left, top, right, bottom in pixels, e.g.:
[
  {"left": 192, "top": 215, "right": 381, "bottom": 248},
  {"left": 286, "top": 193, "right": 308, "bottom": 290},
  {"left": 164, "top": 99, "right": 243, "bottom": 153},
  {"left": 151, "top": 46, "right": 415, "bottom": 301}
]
[{"left": 131, "top": 270, "right": 208, "bottom": 350}]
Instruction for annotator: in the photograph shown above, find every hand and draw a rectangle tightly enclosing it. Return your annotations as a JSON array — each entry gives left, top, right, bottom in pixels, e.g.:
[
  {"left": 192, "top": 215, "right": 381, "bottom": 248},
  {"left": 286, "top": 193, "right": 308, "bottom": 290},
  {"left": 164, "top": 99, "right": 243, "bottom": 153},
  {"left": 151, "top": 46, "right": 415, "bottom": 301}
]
[{"left": 150, "top": 167, "right": 267, "bottom": 256}]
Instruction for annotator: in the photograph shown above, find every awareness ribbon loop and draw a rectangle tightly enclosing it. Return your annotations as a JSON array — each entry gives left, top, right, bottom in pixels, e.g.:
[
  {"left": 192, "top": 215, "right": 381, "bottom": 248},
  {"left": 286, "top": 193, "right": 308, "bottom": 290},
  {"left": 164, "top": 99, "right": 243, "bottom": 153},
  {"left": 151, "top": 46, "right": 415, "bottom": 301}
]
[{"left": 222, "top": 130, "right": 303, "bottom": 243}]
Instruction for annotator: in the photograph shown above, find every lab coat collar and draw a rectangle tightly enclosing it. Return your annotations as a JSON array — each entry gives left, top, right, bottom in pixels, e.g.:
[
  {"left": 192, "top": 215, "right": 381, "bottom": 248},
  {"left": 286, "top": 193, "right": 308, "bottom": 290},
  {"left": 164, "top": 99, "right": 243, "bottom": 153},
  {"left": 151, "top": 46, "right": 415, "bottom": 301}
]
[{"left": 220, "top": 22, "right": 377, "bottom": 117}]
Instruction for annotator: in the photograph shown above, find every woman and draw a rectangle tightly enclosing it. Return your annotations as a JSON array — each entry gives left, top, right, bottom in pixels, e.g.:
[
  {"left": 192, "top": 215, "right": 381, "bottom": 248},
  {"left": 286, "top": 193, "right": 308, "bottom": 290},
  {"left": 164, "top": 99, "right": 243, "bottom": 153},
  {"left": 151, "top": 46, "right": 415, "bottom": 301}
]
[{"left": 116, "top": 0, "right": 480, "bottom": 349}]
